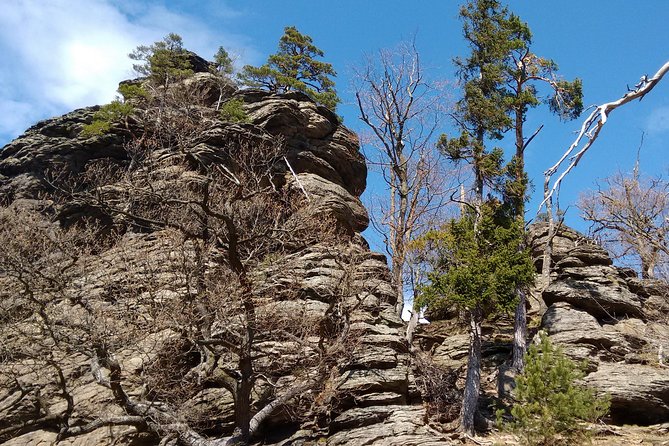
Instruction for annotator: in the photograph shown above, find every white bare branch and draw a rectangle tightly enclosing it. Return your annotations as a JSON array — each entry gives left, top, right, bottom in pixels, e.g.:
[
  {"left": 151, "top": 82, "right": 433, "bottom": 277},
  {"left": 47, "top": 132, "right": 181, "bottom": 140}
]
[{"left": 540, "top": 60, "right": 669, "bottom": 213}]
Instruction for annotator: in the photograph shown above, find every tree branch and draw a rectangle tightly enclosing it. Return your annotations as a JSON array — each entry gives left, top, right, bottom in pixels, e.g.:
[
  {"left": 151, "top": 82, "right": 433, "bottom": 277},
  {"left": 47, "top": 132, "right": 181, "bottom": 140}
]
[{"left": 540, "top": 60, "right": 669, "bottom": 212}]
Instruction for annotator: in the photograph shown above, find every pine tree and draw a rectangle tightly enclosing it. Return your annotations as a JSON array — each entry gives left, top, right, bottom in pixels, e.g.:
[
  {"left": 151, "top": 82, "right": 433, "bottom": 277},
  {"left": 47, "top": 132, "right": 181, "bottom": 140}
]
[
  {"left": 213, "top": 46, "right": 234, "bottom": 75},
  {"left": 444, "top": 0, "right": 583, "bottom": 377},
  {"left": 493, "top": 3, "right": 582, "bottom": 372},
  {"left": 436, "top": 1, "right": 520, "bottom": 433},
  {"left": 501, "top": 333, "right": 609, "bottom": 445},
  {"left": 129, "top": 33, "right": 193, "bottom": 86},
  {"left": 239, "top": 26, "right": 340, "bottom": 110}
]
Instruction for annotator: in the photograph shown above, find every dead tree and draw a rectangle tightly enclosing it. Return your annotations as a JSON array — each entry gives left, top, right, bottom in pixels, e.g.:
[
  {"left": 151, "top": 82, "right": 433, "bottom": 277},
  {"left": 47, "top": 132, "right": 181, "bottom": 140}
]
[
  {"left": 353, "top": 41, "right": 454, "bottom": 321},
  {"left": 541, "top": 60, "right": 669, "bottom": 210}
]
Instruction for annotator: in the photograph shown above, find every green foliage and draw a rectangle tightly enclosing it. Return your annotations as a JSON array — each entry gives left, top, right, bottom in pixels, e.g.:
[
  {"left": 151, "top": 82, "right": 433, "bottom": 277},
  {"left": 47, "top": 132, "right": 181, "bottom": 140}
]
[
  {"left": 129, "top": 33, "right": 193, "bottom": 85},
  {"left": 220, "top": 98, "right": 249, "bottom": 123},
  {"left": 454, "top": 0, "right": 520, "bottom": 140},
  {"left": 213, "top": 46, "right": 234, "bottom": 75},
  {"left": 117, "top": 83, "right": 148, "bottom": 101},
  {"left": 415, "top": 203, "right": 534, "bottom": 317},
  {"left": 499, "top": 333, "right": 610, "bottom": 445},
  {"left": 239, "top": 26, "right": 340, "bottom": 110},
  {"left": 444, "top": 0, "right": 583, "bottom": 216},
  {"left": 81, "top": 100, "right": 134, "bottom": 137},
  {"left": 549, "top": 78, "right": 584, "bottom": 120},
  {"left": 502, "top": 154, "right": 529, "bottom": 213},
  {"left": 80, "top": 118, "right": 112, "bottom": 137}
]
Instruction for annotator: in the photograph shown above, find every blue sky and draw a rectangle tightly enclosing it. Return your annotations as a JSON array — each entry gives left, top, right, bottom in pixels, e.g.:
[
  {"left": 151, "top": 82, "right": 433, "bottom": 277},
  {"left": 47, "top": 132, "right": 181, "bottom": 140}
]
[{"left": 2, "top": 0, "right": 669, "bottom": 249}]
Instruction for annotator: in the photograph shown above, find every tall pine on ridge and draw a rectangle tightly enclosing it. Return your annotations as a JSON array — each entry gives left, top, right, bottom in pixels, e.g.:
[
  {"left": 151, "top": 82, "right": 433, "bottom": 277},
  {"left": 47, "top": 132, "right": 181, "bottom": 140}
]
[{"left": 240, "top": 26, "right": 340, "bottom": 111}]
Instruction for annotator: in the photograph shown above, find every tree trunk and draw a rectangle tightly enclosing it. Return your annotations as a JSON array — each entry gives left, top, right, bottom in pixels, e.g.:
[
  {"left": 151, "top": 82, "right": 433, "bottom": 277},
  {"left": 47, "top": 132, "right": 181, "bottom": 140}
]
[
  {"left": 223, "top": 205, "right": 256, "bottom": 444},
  {"left": 405, "top": 310, "right": 419, "bottom": 346},
  {"left": 392, "top": 255, "right": 405, "bottom": 317},
  {"left": 541, "top": 176, "right": 555, "bottom": 289},
  {"left": 511, "top": 104, "right": 528, "bottom": 371},
  {"left": 395, "top": 155, "right": 410, "bottom": 317},
  {"left": 640, "top": 247, "right": 657, "bottom": 279},
  {"left": 511, "top": 289, "right": 527, "bottom": 371},
  {"left": 235, "top": 348, "right": 253, "bottom": 443},
  {"left": 461, "top": 308, "right": 482, "bottom": 436}
]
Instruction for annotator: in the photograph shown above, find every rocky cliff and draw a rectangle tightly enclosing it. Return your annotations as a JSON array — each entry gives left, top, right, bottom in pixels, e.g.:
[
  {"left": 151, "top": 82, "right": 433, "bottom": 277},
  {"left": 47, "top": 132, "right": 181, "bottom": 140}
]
[
  {"left": 529, "top": 224, "right": 669, "bottom": 426},
  {"left": 414, "top": 223, "right": 669, "bottom": 437},
  {"left": 0, "top": 73, "right": 448, "bottom": 445},
  {"left": 2, "top": 68, "right": 669, "bottom": 446}
]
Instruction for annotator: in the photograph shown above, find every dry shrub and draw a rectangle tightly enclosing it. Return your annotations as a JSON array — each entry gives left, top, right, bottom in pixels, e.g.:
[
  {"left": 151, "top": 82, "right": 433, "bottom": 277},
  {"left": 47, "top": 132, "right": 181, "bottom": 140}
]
[{"left": 413, "top": 352, "right": 461, "bottom": 423}]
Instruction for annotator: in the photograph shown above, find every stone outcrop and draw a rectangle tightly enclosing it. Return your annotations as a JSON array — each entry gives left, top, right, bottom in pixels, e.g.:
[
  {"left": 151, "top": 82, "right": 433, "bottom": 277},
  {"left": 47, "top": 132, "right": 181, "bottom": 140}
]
[
  {"left": 530, "top": 223, "right": 669, "bottom": 425},
  {"left": 415, "top": 222, "right": 669, "bottom": 430},
  {"left": 0, "top": 75, "right": 449, "bottom": 445}
]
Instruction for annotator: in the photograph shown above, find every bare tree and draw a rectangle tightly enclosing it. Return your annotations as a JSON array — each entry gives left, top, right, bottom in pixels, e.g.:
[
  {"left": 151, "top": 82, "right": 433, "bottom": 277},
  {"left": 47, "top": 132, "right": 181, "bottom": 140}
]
[
  {"left": 0, "top": 89, "right": 365, "bottom": 445},
  {"left": 353, "top": 41, "right": 453, "bottom": 321},
  {"left": 537, "top": 60, "right": 669, "bottom": 301},
  {"left": 579, "top": 168, "right": 669, "bottom": 279}
]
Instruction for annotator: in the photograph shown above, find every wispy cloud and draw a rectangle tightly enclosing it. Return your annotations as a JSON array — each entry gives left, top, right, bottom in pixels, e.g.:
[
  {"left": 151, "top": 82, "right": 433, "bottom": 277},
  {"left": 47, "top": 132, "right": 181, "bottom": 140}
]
[
  {"left": 0, "top": 0, "right": 256, "bottom": 144},
  {"left": 645, "top": 106, "right": 669, "bottom": 135}
]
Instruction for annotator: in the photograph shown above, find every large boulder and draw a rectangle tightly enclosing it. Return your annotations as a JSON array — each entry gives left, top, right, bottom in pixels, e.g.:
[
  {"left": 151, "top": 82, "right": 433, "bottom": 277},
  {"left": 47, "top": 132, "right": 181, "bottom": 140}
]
[
  {"left": 534, "top": 223, "right": 669, "bottom": 426},
  {"left": 0, "top": 79, "right": 445, "bottom": 446},
  {"left": 243, "top": 90, "right": 367, "bottom": 196},
  {"left": 293, "top": 172, "right": 369, "bottom": 232},
  {"left": 543, "top": 277, "right": 644, "bottom": 319},
  {"left": 587, "top": 363, "right": 669, "bottom": 425}
]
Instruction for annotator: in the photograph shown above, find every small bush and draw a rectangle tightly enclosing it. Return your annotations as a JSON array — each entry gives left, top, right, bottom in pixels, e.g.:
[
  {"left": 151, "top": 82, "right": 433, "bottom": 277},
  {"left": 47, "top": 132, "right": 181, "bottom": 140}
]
[
  {"left": 220, "top": 98, "right": 249, "bottom": 123},
  {"left": 81, "top": 100, "right": 134, "bottom": 137},
  {"left": 498, "top": 332, "right": 609, "bottom": 445}
]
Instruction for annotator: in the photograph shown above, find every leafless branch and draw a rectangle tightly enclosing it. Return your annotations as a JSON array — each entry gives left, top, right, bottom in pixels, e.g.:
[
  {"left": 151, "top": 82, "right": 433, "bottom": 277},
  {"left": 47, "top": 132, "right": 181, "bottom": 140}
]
[{"left": 541, "top": 60, "right": 669, "bottom": 212}]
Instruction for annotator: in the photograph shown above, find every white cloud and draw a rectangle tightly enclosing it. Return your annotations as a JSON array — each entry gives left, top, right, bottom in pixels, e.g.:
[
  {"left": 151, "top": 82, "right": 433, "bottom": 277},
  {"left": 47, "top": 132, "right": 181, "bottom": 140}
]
[
  {"left": 0, "top": 0, "right": 257, "bottom": 144},
  {"left": 645, "top": 106, "right": 669, "bottom": 135}
]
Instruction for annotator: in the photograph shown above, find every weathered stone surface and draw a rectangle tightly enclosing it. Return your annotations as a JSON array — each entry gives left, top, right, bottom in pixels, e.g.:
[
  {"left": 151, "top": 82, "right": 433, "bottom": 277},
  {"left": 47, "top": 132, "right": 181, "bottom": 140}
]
[
  {"left": 430, "top": 334, "right": 470, "bottom": 369},
  {"left": 542, "top": 302, "right": 648, "bottom": 364},
  {"left": 0, "top": 83, "right": 445, "bottom": 445},
  {"left": 328, "top": 405, "right": 451, "bottom": 446},
  {"left": 294, "top": 172, "right": 368, "bottom": 232},
  {"left": 243, "top": 90, "right": 366, "bottom": 196},
  {"left": 543, "top": 302, "right": 601, "bottom": 335},
  {"left": 182, "top": 72, "right": 236, "bottom": 106},
  {"left": 543, "top": 277, "right": 644, "bottom": 319},
  {"left": 533, "top": 223, "right": 669, "bottom": 426},
  {"left": 563, "top": 244, "right": 613, "bottom": 266},
  {"left": 337, "top": 364, "right": 410, "bottom": 395},
  {"left": 0, "top": 106, "right": 128, "bottom": 199},
  {"left": 587, "top": 363, "right": 669, "bottom": 425},
  {"left": 627, "top": 276, "right": 669, "bottom": 299},
  {"left": 528, "top": 222, "right": 587, "bottom": 262}
]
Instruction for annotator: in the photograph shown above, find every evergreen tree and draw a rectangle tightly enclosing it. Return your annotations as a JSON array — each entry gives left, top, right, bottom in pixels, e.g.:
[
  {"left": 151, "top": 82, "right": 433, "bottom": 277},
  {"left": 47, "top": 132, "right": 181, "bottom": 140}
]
[
  {"left": 213, "top": 46, "right": 234, "bottom": 75},
  {"left": 416, "top": 203, "right": 534, "bottom": 435},
  {"left": 129, "top": 33, "right": 193, "bottom": 86},
  {"left": 443, "top": 0, "right": 583, "bottom": 379},
  {"left": 239, "top": 26, "right": 340, "bottom": 110},
  {"left": 501, "top": 333, "right": 609, "bottom": 445},
  {"left": 435, "top": 2, "right": 524, "bottom": 433},
  {"left": 491, "top": 3, "right": 583, "bottom": 371}
]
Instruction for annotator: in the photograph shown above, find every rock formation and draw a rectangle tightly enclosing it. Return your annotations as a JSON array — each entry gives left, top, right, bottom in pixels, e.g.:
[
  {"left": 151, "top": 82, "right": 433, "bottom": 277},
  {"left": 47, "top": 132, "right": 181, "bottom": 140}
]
[
  {"left": 0, "top": 73, "right": 448, "bottom": 445},
  {"left": 413, "top": 223, "right": 669, "bottom": 431},
  {"left": 529, "top": 223, "right": 669, "bottom": 425},
  {"left": 2, "top": 66, "right": 669, "bottom": 446}
]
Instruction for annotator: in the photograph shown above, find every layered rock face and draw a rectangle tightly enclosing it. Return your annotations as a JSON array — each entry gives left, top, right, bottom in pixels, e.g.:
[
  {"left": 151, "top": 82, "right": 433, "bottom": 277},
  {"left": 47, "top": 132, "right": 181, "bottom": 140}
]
[
  {"left": 529, "top": 223, "right": 669, "bottom": 425},
  {"left": 0, "top": 77, "right": 448, "bottom": 445}
]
